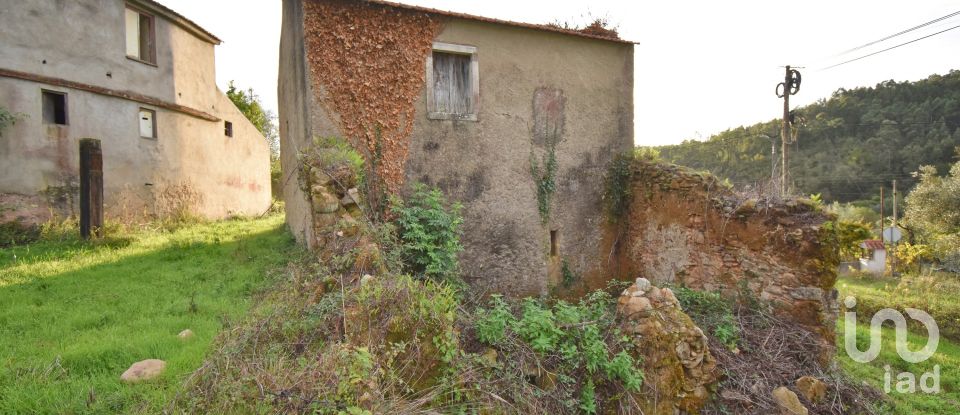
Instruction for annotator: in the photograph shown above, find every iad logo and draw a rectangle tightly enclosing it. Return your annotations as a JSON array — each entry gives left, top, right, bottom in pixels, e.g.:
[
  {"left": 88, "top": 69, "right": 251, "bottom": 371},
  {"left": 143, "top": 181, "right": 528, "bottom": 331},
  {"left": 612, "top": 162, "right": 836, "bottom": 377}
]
[{"left": 843, "top": 296, "right": 940, "bottom": 393}]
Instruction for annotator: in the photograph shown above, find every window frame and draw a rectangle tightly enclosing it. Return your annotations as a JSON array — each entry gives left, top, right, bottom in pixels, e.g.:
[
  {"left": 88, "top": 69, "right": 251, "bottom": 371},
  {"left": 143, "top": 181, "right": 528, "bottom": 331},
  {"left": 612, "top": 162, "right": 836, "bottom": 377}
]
[
  {"left": 224, "top": 121, "right": 234, "bottom": 137},
  {"left": 41, "top": 89, "right": 68, "bottom": 126},
  {"left": 425, "top": 42, "right": 479, "bottom": 121},
  {"left": 125, "top": 5, "right": 157, "bottom": 66},
  {"left": 138, "top": 107, "right": 157, "bottom": 139}
]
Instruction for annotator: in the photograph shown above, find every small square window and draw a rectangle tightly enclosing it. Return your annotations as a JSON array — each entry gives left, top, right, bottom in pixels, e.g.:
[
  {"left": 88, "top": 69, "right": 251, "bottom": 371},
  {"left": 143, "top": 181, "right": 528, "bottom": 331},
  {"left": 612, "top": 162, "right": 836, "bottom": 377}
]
[
  {"left": 224, "top": 121, "right": 234, "bottom": 137},
  {"left": 125, "top": 7, "right": 156, "bottom": 64},
  {"left": 139, "top": 108, "right": 156, "bottom": 138},
  {"left": 426, "top": 42, "right": 479, "bottom": 121},
  {"left": 42, "top": 90, "right": 67, "bottom": 125}
]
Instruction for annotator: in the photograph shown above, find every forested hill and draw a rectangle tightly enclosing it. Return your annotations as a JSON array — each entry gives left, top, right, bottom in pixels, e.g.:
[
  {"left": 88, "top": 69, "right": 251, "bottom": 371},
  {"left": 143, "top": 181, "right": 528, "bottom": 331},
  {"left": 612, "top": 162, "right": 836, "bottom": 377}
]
[{"left": 656, "top": 70, "right": 960, "bottom": 202}]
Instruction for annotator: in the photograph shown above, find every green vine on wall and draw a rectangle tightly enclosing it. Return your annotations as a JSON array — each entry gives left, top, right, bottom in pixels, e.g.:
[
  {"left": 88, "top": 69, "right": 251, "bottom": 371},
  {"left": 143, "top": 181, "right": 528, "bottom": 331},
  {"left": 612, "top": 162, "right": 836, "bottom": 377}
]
[
  {"left": 0, "top": 106, "right": 25, "bottom": 137},
  {"left": 603, "top": 153, "right": 635, "bottom": 223},
  {"left": 529, "top": 140, "right": 558, "bottom": 224}
]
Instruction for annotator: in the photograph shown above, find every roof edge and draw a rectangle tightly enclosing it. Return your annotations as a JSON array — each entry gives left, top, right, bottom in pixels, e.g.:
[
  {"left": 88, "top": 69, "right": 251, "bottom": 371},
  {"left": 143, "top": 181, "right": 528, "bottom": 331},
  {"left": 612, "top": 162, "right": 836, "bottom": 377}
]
[
  {"left": 129, "top": 0, "right": 222, "bottom": 45},
  {"left": 361, "top": 0, "right": 638, "bottom": 45}
]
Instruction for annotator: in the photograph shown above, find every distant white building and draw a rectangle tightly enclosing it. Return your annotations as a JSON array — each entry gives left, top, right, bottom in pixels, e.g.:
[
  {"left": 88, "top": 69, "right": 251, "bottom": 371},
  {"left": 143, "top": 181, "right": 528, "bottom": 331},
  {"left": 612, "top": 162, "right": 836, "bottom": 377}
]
[{"left": 859, "top": 240, "right": 886, "bottom": 275}]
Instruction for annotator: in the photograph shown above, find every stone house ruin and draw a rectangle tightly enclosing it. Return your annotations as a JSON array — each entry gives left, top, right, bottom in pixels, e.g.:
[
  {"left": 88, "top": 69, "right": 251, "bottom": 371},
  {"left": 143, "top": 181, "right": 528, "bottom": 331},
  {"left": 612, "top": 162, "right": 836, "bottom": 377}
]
[
  {"left": 280, "top": 0, "right": 635, "bottom": 296},
  {"left": 0, "top": 0, "right": 272, "bottom": 224}
]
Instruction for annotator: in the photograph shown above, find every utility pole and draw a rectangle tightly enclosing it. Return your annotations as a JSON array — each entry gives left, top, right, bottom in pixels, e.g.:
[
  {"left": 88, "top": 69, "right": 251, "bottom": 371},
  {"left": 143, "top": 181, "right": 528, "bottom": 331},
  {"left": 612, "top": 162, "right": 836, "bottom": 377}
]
[
  {"left": 880, "top": 186, "right": 885, "bottom": 246},
  {"left": 776, "top": 66, "right": 801, "bottom": 195},
  {"left": 892, "top": 179, "right": 898, "bottom": 272},
  {"left": 892, "top": 180, "right": 898, "bottom": 230}
]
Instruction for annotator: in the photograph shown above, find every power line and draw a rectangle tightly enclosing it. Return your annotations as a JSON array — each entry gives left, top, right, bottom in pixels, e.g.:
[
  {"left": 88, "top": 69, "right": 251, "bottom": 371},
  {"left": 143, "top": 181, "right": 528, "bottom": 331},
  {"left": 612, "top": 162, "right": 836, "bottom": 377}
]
[
  {"left": 821, "top": 23, "right": 960, "bottom": 70},
  {"left": 836, "top": 10, "right": 960, "bottom": 57}
]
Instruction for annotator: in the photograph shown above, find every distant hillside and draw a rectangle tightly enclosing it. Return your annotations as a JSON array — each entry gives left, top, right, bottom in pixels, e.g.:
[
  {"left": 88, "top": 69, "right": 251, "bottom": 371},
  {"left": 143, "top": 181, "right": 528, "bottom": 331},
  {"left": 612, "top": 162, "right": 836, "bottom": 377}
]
[{"left": 656, "top": 70, "right": 960, "bottom": 202}]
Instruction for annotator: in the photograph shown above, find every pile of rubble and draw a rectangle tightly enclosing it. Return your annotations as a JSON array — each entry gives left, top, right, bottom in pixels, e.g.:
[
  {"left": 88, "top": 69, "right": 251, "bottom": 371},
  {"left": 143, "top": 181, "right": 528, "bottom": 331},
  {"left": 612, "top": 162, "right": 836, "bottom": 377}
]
[{"left": 617, "top": 277, "right": 718, "bottom": 413}]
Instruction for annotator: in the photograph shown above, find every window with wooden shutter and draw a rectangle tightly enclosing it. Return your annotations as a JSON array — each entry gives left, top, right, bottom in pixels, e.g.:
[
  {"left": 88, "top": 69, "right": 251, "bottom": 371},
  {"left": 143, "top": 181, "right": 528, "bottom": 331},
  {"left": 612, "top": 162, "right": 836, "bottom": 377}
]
[
  {"left": 426, "top": 42, "right": 478, "bottom": 121},
  {"left": 125, "top": 6, "right": 156, "bottom": 64}
]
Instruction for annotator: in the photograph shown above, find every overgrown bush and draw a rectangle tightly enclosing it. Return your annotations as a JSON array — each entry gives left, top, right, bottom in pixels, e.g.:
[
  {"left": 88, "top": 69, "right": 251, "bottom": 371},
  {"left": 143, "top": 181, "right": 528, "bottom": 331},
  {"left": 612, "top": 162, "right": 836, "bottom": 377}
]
[
  {"left": 0, "top": 221, "right": 39, "bottom": 247},
  {"left": 473, "top": 291, "right": 644, "bottom": 413},
  {"left": 671, "top": 286, "right": 740, "bottom": 350},
  {"left": 390, "top": 183, "right": 463, "bottom": 284},
  {"left": 311, "top": 136, "right": 365, "bottom": 181}
]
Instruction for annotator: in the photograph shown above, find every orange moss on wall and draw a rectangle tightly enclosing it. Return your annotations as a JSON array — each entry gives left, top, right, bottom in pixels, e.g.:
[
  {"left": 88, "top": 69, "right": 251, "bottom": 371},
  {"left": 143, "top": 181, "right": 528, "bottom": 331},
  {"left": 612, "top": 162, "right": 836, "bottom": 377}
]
[{"left": 302, "top": 0, "right": 442, "bottom": 195}]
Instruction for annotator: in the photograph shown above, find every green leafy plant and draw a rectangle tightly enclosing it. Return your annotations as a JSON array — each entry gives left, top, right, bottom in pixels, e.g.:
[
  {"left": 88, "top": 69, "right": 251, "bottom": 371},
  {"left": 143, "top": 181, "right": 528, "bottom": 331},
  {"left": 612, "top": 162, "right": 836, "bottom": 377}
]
[
  {"left": 835, "top": 221, "right": 873, "bottom": 260},
  {"left": 311, "top": 136, "right": 365, "bottom": 180},
  {"left": 391, "top": 183, "right": 464, "bottom": 283},
  {"left": 579, "top": 379, "right": 597, "bottom": 414},
  {"left": 474, "top": 291, "right": 644, "bottom": 410},
  {"left": 672, "top": 286, "right": 741, "bottom": 350}
]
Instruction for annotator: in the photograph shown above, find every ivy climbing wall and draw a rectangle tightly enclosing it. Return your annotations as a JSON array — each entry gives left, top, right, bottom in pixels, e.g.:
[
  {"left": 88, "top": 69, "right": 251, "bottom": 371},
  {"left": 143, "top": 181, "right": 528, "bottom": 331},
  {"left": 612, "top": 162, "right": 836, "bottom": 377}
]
[{"left": 302, "top": 0, "right": 442, "bottom": 195}]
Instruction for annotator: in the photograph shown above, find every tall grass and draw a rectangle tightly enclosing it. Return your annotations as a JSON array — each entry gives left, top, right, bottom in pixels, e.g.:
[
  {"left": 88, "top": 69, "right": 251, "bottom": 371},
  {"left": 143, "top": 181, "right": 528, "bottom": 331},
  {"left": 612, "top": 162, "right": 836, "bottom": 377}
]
[{"left": 0, "top": 215, "right": 293, "bottom": 413}]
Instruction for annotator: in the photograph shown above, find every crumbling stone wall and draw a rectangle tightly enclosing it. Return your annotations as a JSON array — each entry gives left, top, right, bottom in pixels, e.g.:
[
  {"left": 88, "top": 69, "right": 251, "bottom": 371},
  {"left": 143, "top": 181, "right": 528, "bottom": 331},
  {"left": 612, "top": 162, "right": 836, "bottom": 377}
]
[
  {"left": 299, "top": 143, "right": 382, "bottom": 274},
  {"left": 610, "top": 160, "right": 841, "bottom": 360},
  {"left": 618, "top": 277, "right": 718, "bottom": 414}
]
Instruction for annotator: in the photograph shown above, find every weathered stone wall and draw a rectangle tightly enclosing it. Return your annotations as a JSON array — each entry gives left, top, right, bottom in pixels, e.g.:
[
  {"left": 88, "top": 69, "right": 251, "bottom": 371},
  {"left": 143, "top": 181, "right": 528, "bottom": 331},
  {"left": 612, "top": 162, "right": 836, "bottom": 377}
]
[
  {"left": 618, "top": 277, "right": 718, "bottom": 414},
  {"left": 609, "top": 160, "right": 840, "bottom": 359}
]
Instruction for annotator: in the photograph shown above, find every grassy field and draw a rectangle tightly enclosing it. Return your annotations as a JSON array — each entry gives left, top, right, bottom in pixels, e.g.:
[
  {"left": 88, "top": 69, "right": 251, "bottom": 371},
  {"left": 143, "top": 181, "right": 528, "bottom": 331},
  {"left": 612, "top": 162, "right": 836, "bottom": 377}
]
[
  {"left": 0, "top": 215, "right": 293, "bottom": 414},
  {"left": 837, "top": 275, "right": 960, "bottom": 414}
]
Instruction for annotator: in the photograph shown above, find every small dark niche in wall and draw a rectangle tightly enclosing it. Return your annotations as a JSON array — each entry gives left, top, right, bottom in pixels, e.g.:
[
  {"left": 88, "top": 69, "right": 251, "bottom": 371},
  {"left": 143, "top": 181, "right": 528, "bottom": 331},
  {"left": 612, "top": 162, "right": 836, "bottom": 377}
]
[{"left": 550, "top": 230, "right": 559, "bottom": 257}]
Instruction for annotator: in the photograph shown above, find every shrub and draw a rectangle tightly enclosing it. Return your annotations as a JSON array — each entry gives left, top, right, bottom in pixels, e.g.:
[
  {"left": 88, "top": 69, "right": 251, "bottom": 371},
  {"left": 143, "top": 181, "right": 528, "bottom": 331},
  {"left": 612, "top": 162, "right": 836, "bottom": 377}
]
[
  {"left": 672, "top": 286, "right": 740, "bottom": 350},
  {"left": 390, "top": 183, "right": 463, "bottom": 284},
  {"left": 0, "top": 221, "right": 40, "bottom": 247},
  {"left": 473, "top": 291, "right": 644, "bottom": 410}
]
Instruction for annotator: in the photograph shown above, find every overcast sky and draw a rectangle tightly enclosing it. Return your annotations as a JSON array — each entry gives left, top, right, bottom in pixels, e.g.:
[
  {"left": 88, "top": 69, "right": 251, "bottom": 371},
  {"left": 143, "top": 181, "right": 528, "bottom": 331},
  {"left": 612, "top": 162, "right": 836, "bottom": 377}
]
[{"left": 161, "top": 0, "right": 960, "bottom": 146}]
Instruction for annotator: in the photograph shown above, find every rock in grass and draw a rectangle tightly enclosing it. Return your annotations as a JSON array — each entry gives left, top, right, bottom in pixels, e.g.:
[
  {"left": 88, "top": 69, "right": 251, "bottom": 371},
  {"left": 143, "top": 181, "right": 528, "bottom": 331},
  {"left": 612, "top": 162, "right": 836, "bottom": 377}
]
[
  {"left": 795, "top": 376, "right": 828, "bottom": 403},
  {"left": 360, "top": 274, "right": 375, "bottom": 286},
  {"left": 772, "top": 386, "right": 808, "bottom": 415},
  {"left": 177, "top": 329, "right": 194, "bottom": 340},
  {"left": 120, "top": 359, "right": 166, "bottom": 382}
]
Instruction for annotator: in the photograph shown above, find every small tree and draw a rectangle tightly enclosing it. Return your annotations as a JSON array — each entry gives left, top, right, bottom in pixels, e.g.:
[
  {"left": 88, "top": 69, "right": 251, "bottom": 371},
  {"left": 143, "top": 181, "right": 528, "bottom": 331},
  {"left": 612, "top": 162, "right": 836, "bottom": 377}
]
[
  {"left": 904, "top": 162, "right": 960, "bottom": 271},
  {"left": 391, "top": 184, "right": 463, "bottom": 284},
  {"left": 836, "top": 221, "right": 873, "bottom": 261},
  {"left": 226, "top": 82, "right": 281, "bottom": 197},
  {"left": 226, "top": 81, "right": 279, "bottom": 158}
]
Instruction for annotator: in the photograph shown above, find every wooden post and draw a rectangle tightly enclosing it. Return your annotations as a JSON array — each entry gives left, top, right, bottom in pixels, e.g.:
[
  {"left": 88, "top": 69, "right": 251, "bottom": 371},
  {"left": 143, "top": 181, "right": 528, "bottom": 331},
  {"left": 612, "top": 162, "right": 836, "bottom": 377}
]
[{"left": 79, "top": 138, "right": 103, "bottom": 239}]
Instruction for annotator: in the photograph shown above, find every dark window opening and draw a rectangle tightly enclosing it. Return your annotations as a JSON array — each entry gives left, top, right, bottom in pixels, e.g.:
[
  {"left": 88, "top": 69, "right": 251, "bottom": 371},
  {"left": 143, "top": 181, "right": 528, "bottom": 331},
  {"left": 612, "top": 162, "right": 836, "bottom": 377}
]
[
  {"left": 42, "top": 91, "right": 67, "bottom": 125},
  {"left": 224, "top": 121, "right": 233, "bottom": 137},
  {"left": 550, "top": 230, "right": 559, "bottom": 257}
]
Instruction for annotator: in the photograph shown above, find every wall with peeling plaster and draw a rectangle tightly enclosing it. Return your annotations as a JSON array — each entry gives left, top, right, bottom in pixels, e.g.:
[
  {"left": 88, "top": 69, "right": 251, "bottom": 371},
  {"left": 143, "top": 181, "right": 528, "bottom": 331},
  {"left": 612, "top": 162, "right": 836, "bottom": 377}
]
[
  {"left": 281, "top": 0, "right": 634, "bottom": 295},
  {"left": 406, "top": 18, "right": 634, "bottom": 296}
]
